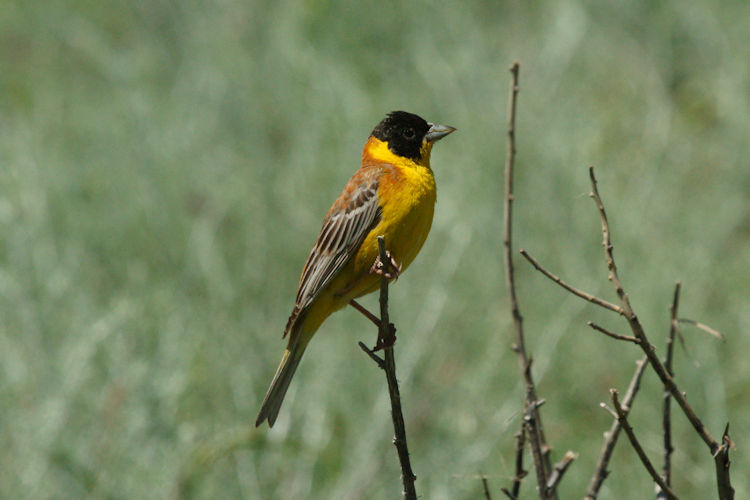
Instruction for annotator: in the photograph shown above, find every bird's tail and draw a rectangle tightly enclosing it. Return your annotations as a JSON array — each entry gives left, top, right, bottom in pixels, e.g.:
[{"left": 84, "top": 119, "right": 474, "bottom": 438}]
[{"left": 255, "top": 338, "right": 307, "bottom": 428}]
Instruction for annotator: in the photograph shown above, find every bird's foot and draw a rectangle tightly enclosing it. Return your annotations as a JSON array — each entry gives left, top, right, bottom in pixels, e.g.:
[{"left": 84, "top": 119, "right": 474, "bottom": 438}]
[
  {"left": 369, "top": 251, "right": 402, "bottom": 280},
  {"left": 372, "top": 323, "right": 397, "bottom": 351}
]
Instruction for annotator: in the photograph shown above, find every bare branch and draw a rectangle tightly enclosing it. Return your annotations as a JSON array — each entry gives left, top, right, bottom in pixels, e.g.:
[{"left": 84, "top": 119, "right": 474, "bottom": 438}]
[
  {"left": 509, "top": 428, "right": 527, "bottom": 499},
  {"left": 523, "top": 398, "right": 548, "bottom": 498},
  {"left": 481, "top": 474, "right": 493, "bottom": 500},
  {"left": 608, "top": 390, "right": 678, "bottom": 500},
  {"left": 588, "top": 167, "right": 631, "bottom": 310},
  {"left": 545, "top": 451, "right": 577, "bottom": 497},
  {"left": 587, "top": 168, "right": 715, "bottom": 447},
  {"left": 666, "top": 283, "right": 682, "bottom": 376},
  {"left": 677, "top": 318, "right": 725, "bottom": 341},
  {"left": 528, "top": 169, "right": 733, "bottom": 497},
  {"left": 357, "top": 341, "right": 384, "bottom": 369},
  {"left": 586, "top": 357, "right": 648, "bottom": 499},
  {"left": 588, "top": 321, "right": 640, "bottom": 344},
  {"left": 376, "top": 236, "right": 417, "bottom": 500},
  {"left": 715, "top": 424, "right": 736, "bottom": 500},
  {"left": 662, "top": 283, "right": 681, "bottom": 490},
  {"left": 350, "top": 299, "right": 381, "bottom": 328},
  {"left": 354, "top": 236, "right": 416, "bottom": 499},
  {"left": 500, "top": 487, "right": 517, "bottom": 500},
  {"left": 520, "top": 249, "right": 623, "bottom": 315},
  {"left": 501, "top": 61, "right": 554, "bottom": 497}
]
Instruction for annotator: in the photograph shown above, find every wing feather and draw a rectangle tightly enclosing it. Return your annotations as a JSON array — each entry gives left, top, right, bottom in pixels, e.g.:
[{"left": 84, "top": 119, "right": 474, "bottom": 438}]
[{"left": 285, "top": 179, "right": 381, "bottom": 337}]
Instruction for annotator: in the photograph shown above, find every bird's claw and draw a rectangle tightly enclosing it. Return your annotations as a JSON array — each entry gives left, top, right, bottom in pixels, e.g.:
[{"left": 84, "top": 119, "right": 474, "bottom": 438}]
[{"left": 369, "top": 251, "right": 402, "bottom": 280}]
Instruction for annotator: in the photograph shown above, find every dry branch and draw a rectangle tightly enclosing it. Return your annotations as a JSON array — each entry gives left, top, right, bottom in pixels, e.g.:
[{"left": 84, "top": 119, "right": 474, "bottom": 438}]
[
  {"left": 350, "top": 298, "right": 382, "bottom": 328},
  {"left": 520, "top": 250, "right": 622, "bottom": 315},
  {"left": 522, "top": 167, "right": 734, "bottom": 498},
  {"left": 353, "top": 236, "right": 416, "bottom": 499},
  {"left": 376, "top": 236, "right": 416, "bottom": 500},
  {"left": 481, "top": 474, "right": 493, "bottom": 500},
  {"left": 587, "top": 321, "right": 640, "bottom": 344},
  {"left": 604, "top": 391, "right": 678, "bottom": 500},
  {"left": 677, "top": 318, "right": 725, "bottom": 341},
  {"left": 585, "top": 356, "right": 648, "bottom": 499},
  {"left": 510, "top": 429, "right": 527, "bottom": 498},
  {"left": 662, "top": 283, "right": 681, "bottom": 491},
  {"left": 587, "top": 167, "right": 733, "bottom": 499},
  {"left": 545, "top": 451, "right": 577, "bottom": 497},
  {"left": 501, "top": 61, "right": 558, "bottom": 498},
  {"left": 715, "top": 425, "right": 735, "bottom": 500}
]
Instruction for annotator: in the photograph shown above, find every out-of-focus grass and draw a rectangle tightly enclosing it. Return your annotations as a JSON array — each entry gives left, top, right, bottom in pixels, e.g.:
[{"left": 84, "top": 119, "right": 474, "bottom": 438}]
[{"left": 1, "top": 0, "right": 749, "bottom": 498}]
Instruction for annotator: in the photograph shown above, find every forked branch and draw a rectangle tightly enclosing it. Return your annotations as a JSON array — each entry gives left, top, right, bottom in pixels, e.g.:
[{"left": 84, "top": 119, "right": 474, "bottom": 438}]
[
  {"left": 602, "top": 390, "right": 678, "bottom": 500},
  {"left": 588, "top": 168, "right": 732, "bottom": 500},
  {"left": 522, "top": 167, "right": 733, "bottom": 499},
  {"left": 585, "top": 357, "right": 648, "bottom": 499}
]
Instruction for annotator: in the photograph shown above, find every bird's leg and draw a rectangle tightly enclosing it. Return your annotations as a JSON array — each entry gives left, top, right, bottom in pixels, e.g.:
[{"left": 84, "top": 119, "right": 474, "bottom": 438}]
[{"left": 369, "top": 250, "right": 402, "bottom": 280}]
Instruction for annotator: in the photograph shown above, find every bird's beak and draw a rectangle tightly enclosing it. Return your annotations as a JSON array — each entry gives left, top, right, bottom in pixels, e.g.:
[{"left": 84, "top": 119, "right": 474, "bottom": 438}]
[{"left": 424, "top": 123, "right": 456, "bottom": 143}]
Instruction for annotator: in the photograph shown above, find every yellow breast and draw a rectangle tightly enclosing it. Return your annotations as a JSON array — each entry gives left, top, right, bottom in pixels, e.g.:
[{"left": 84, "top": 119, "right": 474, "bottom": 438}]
[
  {"left": 372, "top": 165, "right": 435, "bottom": 267},
  {"left": 353, "top": 138, "right": 437, "bottom": 280}
]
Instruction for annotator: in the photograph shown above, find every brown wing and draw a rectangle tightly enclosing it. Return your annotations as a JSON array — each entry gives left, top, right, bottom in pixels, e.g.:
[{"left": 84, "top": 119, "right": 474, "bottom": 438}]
[{"left": 284, "top": 174, "right": 382, "bottom": 338}]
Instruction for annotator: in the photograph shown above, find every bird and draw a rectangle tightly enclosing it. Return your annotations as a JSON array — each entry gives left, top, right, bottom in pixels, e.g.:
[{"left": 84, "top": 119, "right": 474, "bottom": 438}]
[{"left": 255, "top": 111, "right": 455, "bottom": 428}]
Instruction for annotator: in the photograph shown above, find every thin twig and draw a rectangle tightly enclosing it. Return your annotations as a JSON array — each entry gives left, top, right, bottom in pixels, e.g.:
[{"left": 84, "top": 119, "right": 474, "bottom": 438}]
[
  {"left": 715, "top": 424, "right": 735, "bottom": 500},
  {"left": 677, "top": 318, "right": 725, "bottom": 341},
  {"left": 586, "top": 357, "right": 648, "bottom": 499},
  {"left": 605, "top": 390, "right": 678, "bottom": 500},
  {"left": 501, "top": 60, "right": 554, "bottom": 497},
  {"left": 481, "top": 474, "right": 493, "bottom": 500},
  {"left": 523, "top": 399, "right": 548, "bottom": 499},
  {"left": 375, "top": 236, "right": 416, "bottom": 500},
  {"left": 357, "top": 341, "right": 384, "bottom": 369},
  {"left": 545, "top": 451, "right": 577, "bottom": 497},
  {"left": 588, "top": 321, "right": 640, "bottom": 344},
  {"left": 500, "top": 487, "right": 517, "bottom": 500},
  {"left": 662, "top": 283, "right": 681, "bottom": 492},
  {"left": 510, "top": 428, "right": 527, "bottom": 499},
  {"left": 588, "top": 168, "right": 631, "bottom": 310},
  {"left": 350, "top": 299, "right": 381, "bottom": 328},
  {"left": 520, "top": 250, "right": 623, "bottom": 315}
]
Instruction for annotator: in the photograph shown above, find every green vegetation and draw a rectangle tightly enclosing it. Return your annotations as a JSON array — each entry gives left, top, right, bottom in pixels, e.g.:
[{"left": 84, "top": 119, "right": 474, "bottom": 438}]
[{"left": 1, "top": 1, "right": 748, "bottom": 498}]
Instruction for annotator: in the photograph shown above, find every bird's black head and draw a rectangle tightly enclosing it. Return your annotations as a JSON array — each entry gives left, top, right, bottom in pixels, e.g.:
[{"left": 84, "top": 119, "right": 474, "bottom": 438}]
[{"left": 371, "top": 111, "right": 431, "bottom": 161}]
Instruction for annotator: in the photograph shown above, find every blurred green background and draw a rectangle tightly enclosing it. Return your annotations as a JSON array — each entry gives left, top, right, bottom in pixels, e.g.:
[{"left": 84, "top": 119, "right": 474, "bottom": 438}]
[{"left": 1, "top": 0, "right": 748, "bottom": 498}]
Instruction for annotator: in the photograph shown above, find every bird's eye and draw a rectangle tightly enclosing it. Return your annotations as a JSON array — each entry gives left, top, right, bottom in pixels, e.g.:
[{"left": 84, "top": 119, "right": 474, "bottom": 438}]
[{"left": 402, "top": 128, "right": 415, "bottom": 140}]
